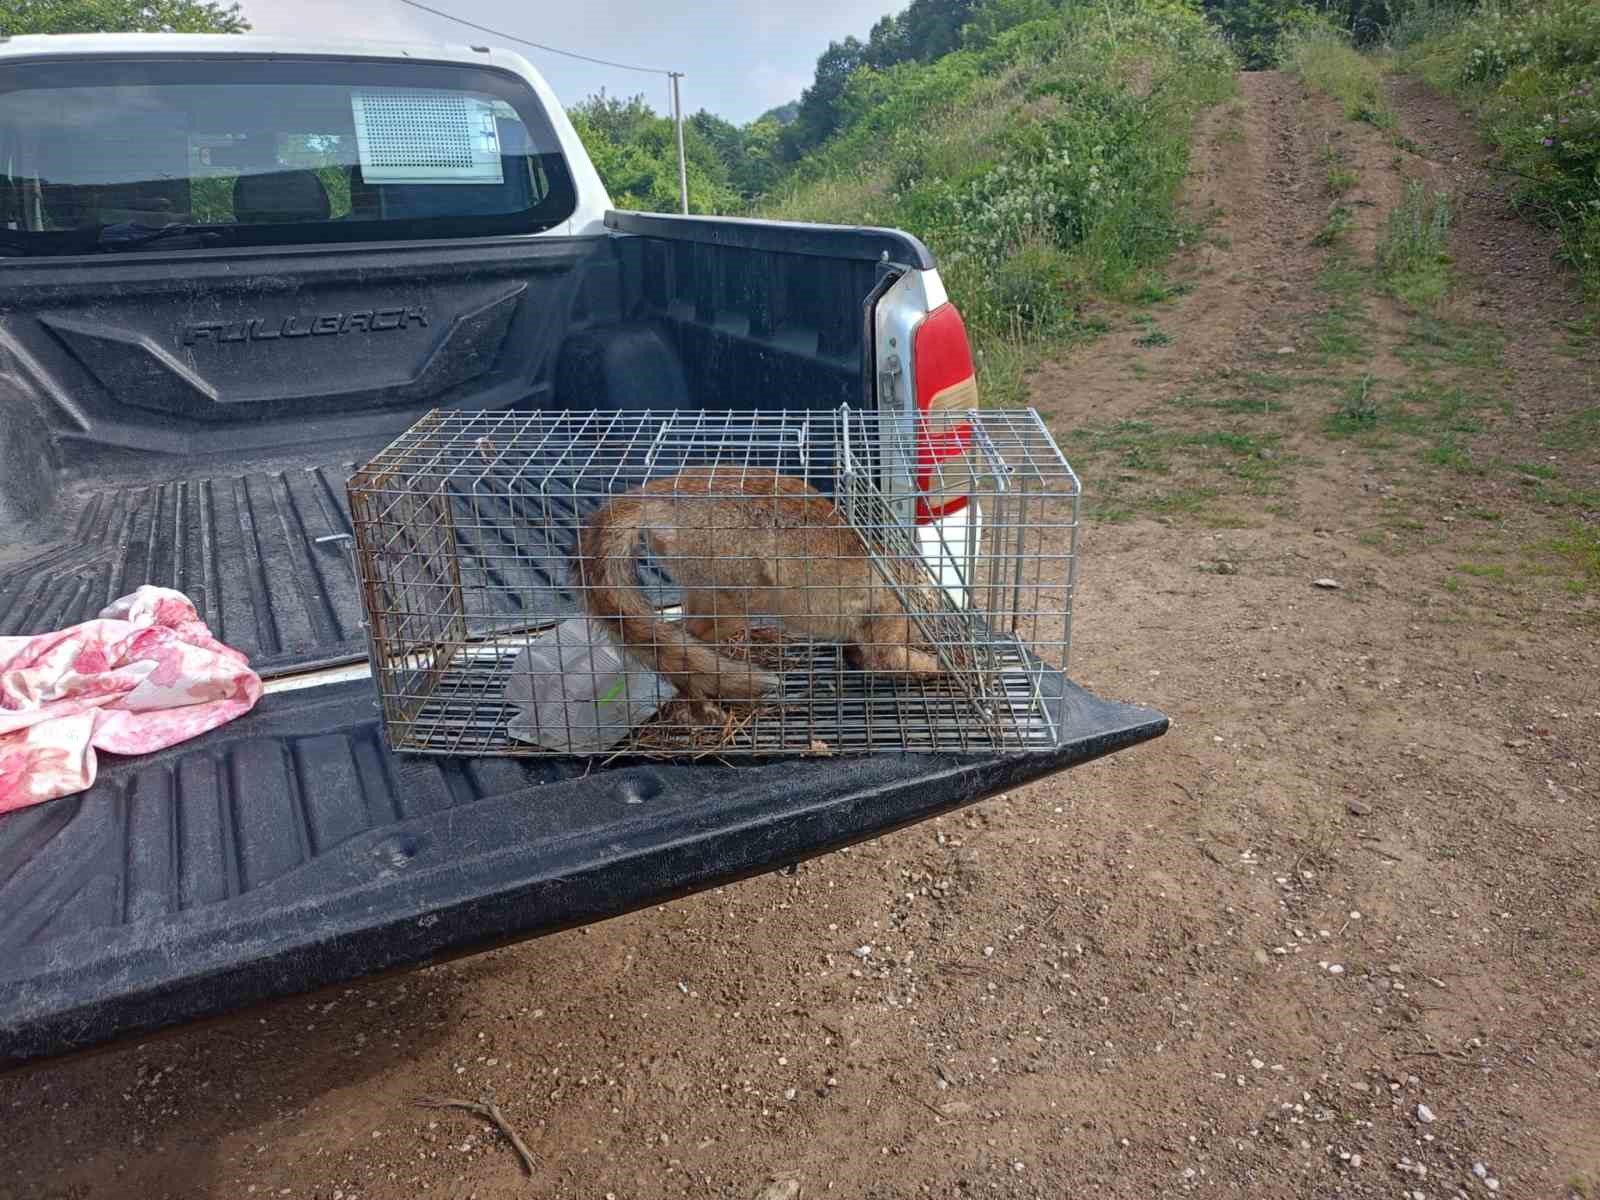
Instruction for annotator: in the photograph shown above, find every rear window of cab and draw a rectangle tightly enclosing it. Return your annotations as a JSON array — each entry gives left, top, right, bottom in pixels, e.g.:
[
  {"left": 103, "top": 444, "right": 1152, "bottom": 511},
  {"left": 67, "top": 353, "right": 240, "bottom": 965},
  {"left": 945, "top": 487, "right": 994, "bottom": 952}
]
[{"left": 0, "top": 55, "right": 578, "bottom": 256}]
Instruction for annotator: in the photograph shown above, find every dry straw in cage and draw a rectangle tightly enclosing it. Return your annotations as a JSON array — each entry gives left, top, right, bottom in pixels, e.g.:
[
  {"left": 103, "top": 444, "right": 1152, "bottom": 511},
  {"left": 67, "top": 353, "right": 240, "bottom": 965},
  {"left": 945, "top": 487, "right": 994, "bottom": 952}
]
[{"left": 347, "top": 406, "right": 1079, "bottom": 757}]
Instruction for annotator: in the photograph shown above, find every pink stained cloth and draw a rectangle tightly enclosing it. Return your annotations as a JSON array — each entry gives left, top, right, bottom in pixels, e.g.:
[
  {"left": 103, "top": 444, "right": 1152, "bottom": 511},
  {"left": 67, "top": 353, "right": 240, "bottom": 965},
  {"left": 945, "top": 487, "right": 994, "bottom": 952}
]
[{"left": 0, "top": 587, "right": 262, "bottom": 813}]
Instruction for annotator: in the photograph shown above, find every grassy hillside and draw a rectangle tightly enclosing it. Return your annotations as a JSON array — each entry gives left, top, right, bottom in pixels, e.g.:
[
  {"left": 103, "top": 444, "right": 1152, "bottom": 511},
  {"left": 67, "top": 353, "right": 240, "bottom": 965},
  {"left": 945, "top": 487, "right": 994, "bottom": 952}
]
[
  {"left": 1392, "top": 0, "right": 1600, "bottom": 299},
  {"left": 763, "top": 0, "right": 1236, "bottom": 401}
]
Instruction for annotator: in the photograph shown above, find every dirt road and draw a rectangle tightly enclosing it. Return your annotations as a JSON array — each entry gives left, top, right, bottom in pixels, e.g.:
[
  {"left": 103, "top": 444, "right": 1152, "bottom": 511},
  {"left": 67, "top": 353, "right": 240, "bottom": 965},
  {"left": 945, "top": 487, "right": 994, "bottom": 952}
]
[{"left": 3, "top": 70, "right": 1596, "bottom": 1200}]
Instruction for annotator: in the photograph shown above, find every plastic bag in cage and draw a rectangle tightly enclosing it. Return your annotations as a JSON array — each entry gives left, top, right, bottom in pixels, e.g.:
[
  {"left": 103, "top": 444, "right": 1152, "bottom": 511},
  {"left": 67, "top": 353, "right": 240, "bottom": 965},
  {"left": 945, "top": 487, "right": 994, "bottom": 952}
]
[{"left": 504, "top": 617, "right": 677, "bottom": 753}]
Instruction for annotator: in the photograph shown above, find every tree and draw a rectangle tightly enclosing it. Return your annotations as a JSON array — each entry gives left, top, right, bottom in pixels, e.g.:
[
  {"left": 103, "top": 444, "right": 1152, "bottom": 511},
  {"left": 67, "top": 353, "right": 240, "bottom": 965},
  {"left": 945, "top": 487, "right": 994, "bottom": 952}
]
[
  {"left": 735, "top": 117, "right": 785, "bottom": 199},
  {"left": 780, "top": 0, "right": 989, "bottom": 161},
  {"left": 570, "top": 92, "right": 739, "bottom": 214},
  {"left": 864, "top": 13, "right": 910, "bottom": 69},
  {"left": 783, "top": 35, "right": 867, "bottom": 161},
  {"left": 689, "top": 110, "right": 785, "bottom": 202},
  {"left": 0, "top": 0, "right": 248, "bottom": 34},
  {"left": 896, "top": 0, "right": 978, "bottom": 63},
  {"left": 758, "top": 102, "right": 800, "bottom": 127},
  {"left": 963, "top": 0, "right": 1058, "bottom": 50}
]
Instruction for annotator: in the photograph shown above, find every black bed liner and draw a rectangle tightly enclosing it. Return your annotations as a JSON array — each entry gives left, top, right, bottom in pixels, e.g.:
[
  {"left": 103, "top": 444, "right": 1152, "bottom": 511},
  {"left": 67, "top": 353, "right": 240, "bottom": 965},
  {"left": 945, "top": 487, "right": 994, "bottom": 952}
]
[
  {"left": 0, "top": 460, "right": 367, "bottom": 675},
  {"left": 0, "top": 675, "right": 1163, "bottom": 1067}
]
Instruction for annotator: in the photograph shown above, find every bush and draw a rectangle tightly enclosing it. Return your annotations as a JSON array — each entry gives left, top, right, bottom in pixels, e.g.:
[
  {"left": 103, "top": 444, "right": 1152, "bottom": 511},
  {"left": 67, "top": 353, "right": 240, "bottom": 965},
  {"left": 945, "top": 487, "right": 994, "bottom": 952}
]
[
  {"left": 1206, "top": 0, "right": 1334, "bottom": 69},
  {"left": 1378, "top": 181, "right": 1455, "bottom": 307},
  {"left": 569, "top": 94, "right": 741, "bottom": 214},
  {"left": 1283, "top": 24, "right": 1395, "bottom": 127},
  {"left": 767, "top": 0, "right": 1236, "bottom": 371},
  {"left": 972, "top": 238, "right": 1076, "bottom": 331},
  {"left": 1399, "top": 0, "right": 1600, "bottom": 297}
]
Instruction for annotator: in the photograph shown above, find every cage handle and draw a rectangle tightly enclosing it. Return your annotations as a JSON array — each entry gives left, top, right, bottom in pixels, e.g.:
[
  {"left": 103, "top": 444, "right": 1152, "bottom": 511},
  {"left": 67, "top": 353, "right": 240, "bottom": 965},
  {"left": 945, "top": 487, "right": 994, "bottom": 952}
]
[{"left": 967, "top": 411, "right": 1013, "bottom": 493}]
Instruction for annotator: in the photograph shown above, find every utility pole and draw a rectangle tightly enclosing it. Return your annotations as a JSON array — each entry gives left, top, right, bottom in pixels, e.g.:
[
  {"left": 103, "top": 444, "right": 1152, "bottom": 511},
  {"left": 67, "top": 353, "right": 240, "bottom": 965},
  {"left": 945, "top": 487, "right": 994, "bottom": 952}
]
[{"left": 670, "top": 71, "right": 689, "bottom": 215}]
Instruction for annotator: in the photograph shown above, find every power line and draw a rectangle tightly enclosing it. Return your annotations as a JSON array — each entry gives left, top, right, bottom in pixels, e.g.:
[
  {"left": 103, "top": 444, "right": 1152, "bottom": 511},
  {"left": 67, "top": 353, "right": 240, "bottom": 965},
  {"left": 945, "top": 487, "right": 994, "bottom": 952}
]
[{"left": 393, "top": 0, "right": 680, "bottom": 77}]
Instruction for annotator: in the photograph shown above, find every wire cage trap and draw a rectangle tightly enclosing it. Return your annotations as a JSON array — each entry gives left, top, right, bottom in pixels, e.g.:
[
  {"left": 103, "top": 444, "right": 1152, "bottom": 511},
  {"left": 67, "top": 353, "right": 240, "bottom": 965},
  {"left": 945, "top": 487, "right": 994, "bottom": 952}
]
[{"left": 347, "top": 406, "right": 1080, "bottom": 757}]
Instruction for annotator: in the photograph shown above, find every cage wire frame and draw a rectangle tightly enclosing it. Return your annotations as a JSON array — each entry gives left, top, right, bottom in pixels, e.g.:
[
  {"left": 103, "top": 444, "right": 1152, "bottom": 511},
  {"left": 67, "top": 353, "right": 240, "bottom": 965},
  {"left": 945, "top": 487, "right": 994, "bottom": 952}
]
[{"left": 347, "top": 406, "right": 1080, "bottom": 758}]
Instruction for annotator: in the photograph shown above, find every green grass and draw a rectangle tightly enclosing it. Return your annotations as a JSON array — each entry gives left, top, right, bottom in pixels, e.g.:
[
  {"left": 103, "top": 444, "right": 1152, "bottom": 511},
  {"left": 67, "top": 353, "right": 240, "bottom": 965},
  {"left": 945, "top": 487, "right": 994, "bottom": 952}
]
[
  {"left": 1134, "top": 327, "right": 1173, "bottom": 348},
  {"left": 1326, "top": 374, "right": 1379, "bottom": 434},
  {"left": 1066, "top": 412, "right": 1287, "bottom": 523},
  {"left": 1545, "top": 520, "right": 1600, "bottom": 594},
  {"left": 1378, "top": 181, "right": 1454, "bottom": 309},
  {"left": 762, "top": 0, "right": 1237, "bottom": 397},
  {"left": 1532, "top": 479, "right": 1600, "bottom": 511},
  {"left": 1324, "top": 373, "right": 1510, "bottom": 447},
  {"left": 1170, "top": 372, "right": 1294, "bottom": 415},
  {"left": 1326, "top": 164, "right": 1359, "bottom": 195},
  {"left": 1394, "top": 0, "right": 1600, "bottom": 299},
  {"left": 1283, "top": 29, "right": 1395, "bottom": 130},
  {"left": 1422, "top": 432, "right": 1476, "bottom": 473},
  {"left": 1546, "top": 406, "right": 1600, "bottom": 452},
  {"left": 1400, "top": 314, "right": 1502, "bottom": 370},
  {"left": 1317, "top": 252, "right": 1367, "bottom": 300},
  {"left": 1310, "top": 300, "right": 1373, "bottom": 362},
  {"left": 1313, "top": 203, "right": 1355, "bottom": 246},
  {"left": 1135, "top": 277, "right": 1192, "bottom": 304}
]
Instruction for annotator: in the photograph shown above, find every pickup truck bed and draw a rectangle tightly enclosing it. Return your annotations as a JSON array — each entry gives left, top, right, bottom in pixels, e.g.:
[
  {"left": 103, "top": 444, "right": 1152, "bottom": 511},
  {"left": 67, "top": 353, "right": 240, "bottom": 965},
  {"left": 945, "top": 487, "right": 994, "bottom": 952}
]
[
  {"left": 0, "top": 215, "right": 1164, "bottom": 1068},
  {"left": 1, "top": 454, "right": 369, "bottom": 674}
]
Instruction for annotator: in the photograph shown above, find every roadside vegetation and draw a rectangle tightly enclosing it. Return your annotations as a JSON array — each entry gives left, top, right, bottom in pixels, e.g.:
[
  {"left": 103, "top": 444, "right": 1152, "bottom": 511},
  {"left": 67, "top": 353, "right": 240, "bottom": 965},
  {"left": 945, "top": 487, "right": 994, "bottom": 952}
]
[
  {"left": 763, "top": 0, "right": 1236, "bottom": 401},
  {"left": 1393, "top": 0, "right": 1600, "bottom": 299}
]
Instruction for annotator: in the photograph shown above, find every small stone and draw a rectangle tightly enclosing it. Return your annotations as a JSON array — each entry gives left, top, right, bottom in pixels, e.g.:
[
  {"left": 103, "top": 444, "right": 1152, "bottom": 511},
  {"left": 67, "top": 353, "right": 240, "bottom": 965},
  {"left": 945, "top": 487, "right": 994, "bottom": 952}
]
[
  {"left": 784, "top": 1088, "right": 797, "bottom": 1101},
  {"left": 1485, "top": 1180, "right": 1499, "bottom": 1192},
  {"left": 1276, "top": 346, "right": 1296, "bottom": 355},
  {"left": 1417, "top": 1103, "right": 1435, "bottom": 1123},
  {"left": 1253, "top": 949, "right": 1271, "bottom": 966},
  {"left": 852, "top": 945, "right": 872, "bottom": 959},
  {"left": 1351, "top": 1154, "right": 1363, "bottom": 1168},
  {"left": 1250, "top": 1058, "right": 1265, "bottom": 1070},
  {"left": 1313, "top": 578, "right": 1343, "bottom": 590},
  {"left": 983, "top": 946, "right": 994, "bottom": 958},
  {"left": 1347, "top": 799, "right": 1371, "bottom": 816},
  {"left": 1328, "top": 964, "right": 1345, "bottom": 975},
  {"left": 677, "top": 981, "right": 689, "bottom": 994},
  {"left": 1473, "top": 1164, "right": 1488, "bottom": 1179},
  {"left": 756, "top": 1181, "right": 802, "bottom": 1200}
]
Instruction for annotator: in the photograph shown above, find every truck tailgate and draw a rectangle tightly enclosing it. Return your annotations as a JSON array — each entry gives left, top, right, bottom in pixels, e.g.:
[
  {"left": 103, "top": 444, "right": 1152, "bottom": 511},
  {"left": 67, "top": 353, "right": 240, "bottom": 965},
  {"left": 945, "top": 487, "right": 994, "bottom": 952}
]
[{"left": 0, "top": 674, "right": 1163, "bottom": 1068}]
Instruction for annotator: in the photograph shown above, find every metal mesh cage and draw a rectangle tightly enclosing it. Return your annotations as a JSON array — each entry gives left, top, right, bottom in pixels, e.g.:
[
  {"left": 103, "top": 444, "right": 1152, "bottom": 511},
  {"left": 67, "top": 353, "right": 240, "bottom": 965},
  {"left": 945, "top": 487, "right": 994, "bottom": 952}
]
[{"left": 347, "top": 407, "right": 1079, "bottom": 757}]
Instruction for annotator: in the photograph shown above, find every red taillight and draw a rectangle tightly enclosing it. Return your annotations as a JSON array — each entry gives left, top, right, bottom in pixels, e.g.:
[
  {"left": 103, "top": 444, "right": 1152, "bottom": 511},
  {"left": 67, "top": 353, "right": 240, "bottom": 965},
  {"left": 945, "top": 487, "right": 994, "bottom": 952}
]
[{"left": 911, "top": 302, "right": 978, "bottom": 523}]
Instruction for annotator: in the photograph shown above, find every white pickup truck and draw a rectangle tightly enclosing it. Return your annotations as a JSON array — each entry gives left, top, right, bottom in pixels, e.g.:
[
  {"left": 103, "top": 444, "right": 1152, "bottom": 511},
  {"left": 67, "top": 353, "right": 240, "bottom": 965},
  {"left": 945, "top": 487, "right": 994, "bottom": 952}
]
[{"left": 0, "top": 32, "right": 1166, "bottom": 1066}]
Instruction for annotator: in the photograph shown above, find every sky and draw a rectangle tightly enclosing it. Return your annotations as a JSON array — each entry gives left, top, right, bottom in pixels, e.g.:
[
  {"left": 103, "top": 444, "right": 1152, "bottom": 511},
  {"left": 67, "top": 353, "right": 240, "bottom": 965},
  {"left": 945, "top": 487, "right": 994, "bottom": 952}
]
[{"left": 241, "top": 0, "right": 899, "bottom": 123}]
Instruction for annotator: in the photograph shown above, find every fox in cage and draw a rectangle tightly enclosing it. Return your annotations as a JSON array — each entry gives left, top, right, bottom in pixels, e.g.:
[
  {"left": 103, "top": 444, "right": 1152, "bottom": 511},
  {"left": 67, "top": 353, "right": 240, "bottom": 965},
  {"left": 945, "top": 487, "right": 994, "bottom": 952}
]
[
  {"left": 577, "top": 466, "right": 947, "bottom": 705},
  {"left": 349, "top": 407, "right": 1077, "bottom": 757}
]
